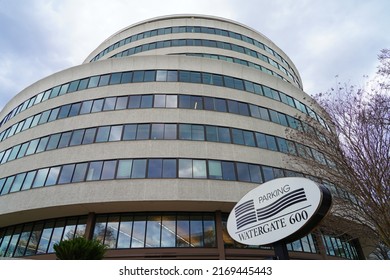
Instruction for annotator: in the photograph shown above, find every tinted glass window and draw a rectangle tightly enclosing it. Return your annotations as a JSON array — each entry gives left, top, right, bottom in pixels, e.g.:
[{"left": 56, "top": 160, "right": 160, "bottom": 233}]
[
  {"left": 162, "top": 159, "right": 176, "bottom": 178},
  {"left": 131, "top": 159, "right": 147, "bottom": 178},
  {"left": 86, "top": 161, "right": 103, "bottom": 181},
  {"left": 117, "top": 160, "right": 132, "bottom": 179},
  {"left": 96, "top": 126, "right": 110, "bottom": 142},
  {"left": 179, "top": 159, "right": 192, "bottom": 178},
  {"left": 123, "top": 124, "right": 137, "bottom": 140},
  {"left": 148, "top": 159, "right": 162, "bottom": 178},
  {"left": 164, "top": 124, "right": 177, "bottom": 139},
  {"left": 136, "top": 124, "right": 150, "bottom": 140},
  {"left": 91, "top": 99, "right": 104, "bottom": 112},
  {"left": 82, "top": 128, "right": 97, "bottom": 144},
  {"left": 69, "top": 129, "right": 85, "bottom": 146},
  {"left": 109, "top": 126, "right": 123, "bottom": 141},
  {"left": 103, "top": 97, "right": 116, "bottom": 111},
  {"left": 222, "top": 162, "right": 236, "bottom": 180},
  {"left": 72, "top": 163, "right": 88, "bottom": 182},
  {"left": 58, "top": 164, "right": 75, "bottom": 184},
  {"left": 101, "top": 160, "right": 117, "bottom": 180}
]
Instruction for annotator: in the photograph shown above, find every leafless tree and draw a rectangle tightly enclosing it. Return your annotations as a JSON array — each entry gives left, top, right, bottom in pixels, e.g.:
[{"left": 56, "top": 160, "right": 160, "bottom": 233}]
[{"left": 286, "top": 49, "right": 390, "bottom": 256}]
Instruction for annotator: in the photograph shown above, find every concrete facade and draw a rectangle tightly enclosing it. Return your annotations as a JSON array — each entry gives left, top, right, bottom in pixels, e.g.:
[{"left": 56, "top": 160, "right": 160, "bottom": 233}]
[{"left": 0, "top": 15, "right": 365, "bottom": 259}]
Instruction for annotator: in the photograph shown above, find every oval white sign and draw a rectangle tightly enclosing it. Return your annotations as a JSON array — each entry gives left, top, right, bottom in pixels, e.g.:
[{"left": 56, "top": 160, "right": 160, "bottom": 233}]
[{"left": 227, "top": 177, "right": 332, "bottom": 245}]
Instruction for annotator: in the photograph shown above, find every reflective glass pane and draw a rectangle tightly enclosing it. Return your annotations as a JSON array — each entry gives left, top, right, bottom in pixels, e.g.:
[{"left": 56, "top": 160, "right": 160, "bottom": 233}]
[
  {"left": 128, "top": 95, "right": 141, "bottom": 108},
  {"left": 190, "top": 216, "right": 203, "bottom": 247},
  {"left": 72, "top": 163, "right": 88, "bottom": 182},
  {"left": 21, "top": 171, "right": 36, "bottom": 190},
  {"left": 47, "top": 220, "right": 65, "bottom": 253},
  {"left": 117, "top": 215, "right": 132, "bottom": 248},
  {"left": 117, "top": 160, "right": 133, "bottom": 179},
  {"left": 32, "top": 168, "right": 49, "bottom": 188},
  {"left": 109, "top": 125, "right": 123, "bottom": 141},
  {"left": 88, "top": 76, "right": 100, "bottom": 88},
  {"left": 145, "top": 216, "right": 161, "bottom": 247},
  {"left": 166, "top": 95, "right": 177, "bottom": 108},
  {"left": 37, "top": 222, "right": 54, "bottom": 254},
  {"left": 58, "top": 164, "right": 75, "bottom": 184},
  {"left": 136, "top": 124, "right": 150, "bottom": 140},
  {"left": 25, "top": 139, "right": 39, "bottom": 155},
  {"left": 46, "top": 133, "right": 61, "bottom": 150},
  {"left": 91, "top": 99, "right": 104, "bottom": 112},
  {"left": 80, "top": 100, "right": 93, "bottom": 115},
  {"left": 162, "top": 159, "right": 176, "bottom": 178},
  {"left": 131, "top": 216, "right": 146, "bottom": 248},
  {"left": 179, "top": 124, "right": 191, "bottom": 140},
  {"left": 123, "top": 124, "right": 137, "bottom": 140},
  {"left": 151, "top": 124, "right": 164, "bottom": 140},
  {"left": 69, "top": 129, "right": 85, "bottom": 146},
  {"left": 68, "top": 103, "right": 81, "bottom": 117},
  {"left": 203, "top": 216, "right": 216, "bottom": 247},
  {"left": 218, "top": 127, "right": 231, "bottom": 143},
  {"left": 93, "top": 216, "right": 107, "bottom": 242},
  {"left": 101, "top": 160, "right": 117, "bottom": 180},
  {"left": 222, "top": 162, "right": 236, "bottom": 181},
  {"left": 236, "top": 163, "right": 250, "bottom": 182},
  {"left": 10, "top": 173, "right": 26, "bottom": 192},
  {"left": 161, "top": 215, "right": 176, "bottom": 247},
  {"left": 104, "top": 216, "right": 119, "bottom": 248},
  {"left": 164, "top": 124, "right": 176, "bottom": 139},
  {"left": 82, "top": 128, "right": 97, "bottom": 144},
  {"left": 208, "top": 160, "right": 222, "bottom": 179},
  {"left": 179, "top": 159, "right": 192, "bottom": 178},
  {"left": 232, "top": 129, "right": 244, "bottom": 145},
  {"left": 131, "top": 159, "right": 146, "bottom": 178},
  {"left": 206, "top": 126, "right": 218, "bottom": 142},
  {"left": 115, "top": 96, "right": 128, "bottom": 110},
  {"left": 262, "top": 166, "right": 274, "bottom": 181},
  {"left": 192, "top": 125, "right": 204, "bottom": 140},
  {"left": 96, "top": 126, "right": 110, "bottom": 142},
  {"left": 148, "top": 159, "right": 162, "bottom": 178},
  {"left": 193, "top": 160, "right": 207, "bottom": 178},
  {"left": 25, "top": 222, "right": 43, "bottom": 256},
  {"left": 154, "top": 95, "right": 166, "bottom": 107},
  {"left": 243, "top": 131, "right": 256, "bottom": 147},
  {"left": 140, "top": 95, "right": 153, "bottom": 108},
  {"left": 45, "top": 167, "right": 61, "bottom": 186},
  {"left": 249, "top": 164, "right": 263, "bottom": 183},
  {"left": 103, "top": 97, "right": 116, "bottom": 111},
  {"left": 57, "top": 132, "right": 72, "bottom": 148},
  {"left": 176, "top": 216, "right": 190, "bottom": 247}
]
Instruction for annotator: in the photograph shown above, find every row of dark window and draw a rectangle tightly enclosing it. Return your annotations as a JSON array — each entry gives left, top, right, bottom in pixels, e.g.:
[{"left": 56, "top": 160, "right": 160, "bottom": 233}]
[
  {"left": 0, "top": 122, "right": 327, "bottom": 169},
  {"left": 321, "top": 233, "right": 359, "bottom": 259},
  {"left": 0, "top": 216, "right": 87, "bottom": 257},
  {"left": 0, "top": 157, "right": 304, "bottom": 196},
  {"left": 0, "top": 81, "right": 328, "bottom": 144},
  {"left": 111, "top": 38, "right": 299, "bottom": 87},
  {"left": 0, "top": 68, "right": 326, "bottom": 134},
  {"left": 0, "top": 212, "right": 359, "bottom": 259},
  {"left": 89, "top": 24, "right": 299, "bottom": 83},
  {"left": 181, "top": 53, "right": 290, "bottom": 83},
  {"left": 93, "top": 213, "right": 216, "bottom": 249}
]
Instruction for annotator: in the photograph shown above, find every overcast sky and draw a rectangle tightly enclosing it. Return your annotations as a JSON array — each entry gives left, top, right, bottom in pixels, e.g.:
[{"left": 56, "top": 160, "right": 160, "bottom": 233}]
[{"left": 0, "top": 0, "right": 389, "bottom": 110}]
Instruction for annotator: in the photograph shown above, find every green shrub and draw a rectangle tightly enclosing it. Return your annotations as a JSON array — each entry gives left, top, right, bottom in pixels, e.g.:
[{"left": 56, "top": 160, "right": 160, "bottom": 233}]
[{"left": 53, "top": 237, "right": 107, "bottom": 260}]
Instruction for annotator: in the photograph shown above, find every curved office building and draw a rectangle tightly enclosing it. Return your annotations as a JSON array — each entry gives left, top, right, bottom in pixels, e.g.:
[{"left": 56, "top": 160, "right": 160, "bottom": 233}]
[{"left": 0, "top": 15, "right": 367, "bottom": 259}]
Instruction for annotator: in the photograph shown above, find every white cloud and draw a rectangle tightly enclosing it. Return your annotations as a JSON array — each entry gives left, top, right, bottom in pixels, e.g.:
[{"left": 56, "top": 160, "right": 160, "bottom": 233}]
[{"left": 0, "top": 0, "right": 388, "bottom": 111}]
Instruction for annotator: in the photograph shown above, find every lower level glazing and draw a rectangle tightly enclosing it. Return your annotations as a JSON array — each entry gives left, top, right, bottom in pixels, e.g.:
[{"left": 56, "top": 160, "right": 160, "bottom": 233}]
[{"left": 0, "top": 212, "right": 362, "bottom": 259}]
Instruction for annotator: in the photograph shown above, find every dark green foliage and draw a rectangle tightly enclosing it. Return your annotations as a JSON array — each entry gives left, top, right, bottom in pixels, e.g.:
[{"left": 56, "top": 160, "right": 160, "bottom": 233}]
[{"left": 53, "top": 237, "right": 107, "bottom": 260}]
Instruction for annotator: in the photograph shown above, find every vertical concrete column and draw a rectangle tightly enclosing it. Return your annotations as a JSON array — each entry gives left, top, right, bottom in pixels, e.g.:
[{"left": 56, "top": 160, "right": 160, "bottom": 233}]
[
  {"left": 84, "top": 212, "right": 96, "bottom": 240},
  {"left": 215, "top": 211, "right": 226, "bottom": 259}
]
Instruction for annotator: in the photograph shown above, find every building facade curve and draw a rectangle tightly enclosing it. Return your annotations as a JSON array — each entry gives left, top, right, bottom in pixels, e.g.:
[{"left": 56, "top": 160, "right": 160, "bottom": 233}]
[{"left": 0, "top": 15, "right": 368, "bottom": 260}]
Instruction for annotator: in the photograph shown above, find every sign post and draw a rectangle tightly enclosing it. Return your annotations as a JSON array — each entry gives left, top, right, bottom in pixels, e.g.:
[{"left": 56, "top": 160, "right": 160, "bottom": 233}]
[{"left": 227, "top": 177, "right": 332, "bottom": 259}]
